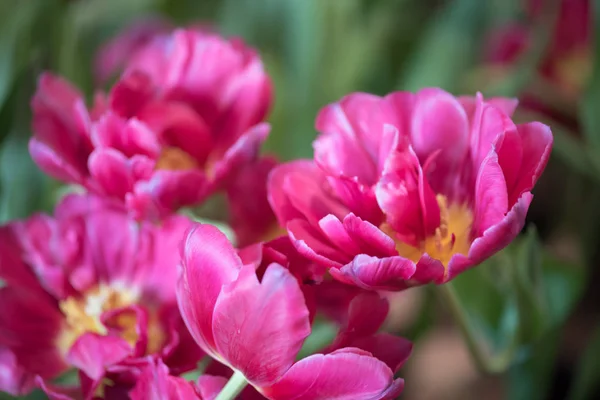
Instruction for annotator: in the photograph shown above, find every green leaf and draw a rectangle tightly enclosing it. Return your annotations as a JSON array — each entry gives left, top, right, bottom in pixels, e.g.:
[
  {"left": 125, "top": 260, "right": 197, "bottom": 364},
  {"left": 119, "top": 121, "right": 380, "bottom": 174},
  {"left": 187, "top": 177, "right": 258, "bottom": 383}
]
[
  {"left": 447, "top": 229, "right": 584, "bottom": 374},
  {"left": 507, "top": 330, "right": 561, "bottom": 400},
  {"left": 0, "top": 135, "right": 51, "bottom": 222},
  {"left": 398, "top": 0, "right": 487, "bottom": 92},
  {"left": 568, "top": 323, "right": 600, "bottom": 400},
  {"left": 0, "top": 0, "right": 42, "bottom": 109}
]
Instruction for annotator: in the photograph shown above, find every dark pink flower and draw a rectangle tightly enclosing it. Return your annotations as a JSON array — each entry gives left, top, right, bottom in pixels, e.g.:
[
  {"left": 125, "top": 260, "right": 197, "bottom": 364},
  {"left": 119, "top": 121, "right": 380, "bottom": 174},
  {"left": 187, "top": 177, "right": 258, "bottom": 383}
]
[
  {"left": 0, "top": 194, "right": 201, "bottom": 397},
  {"left": 30, "top": 27, "right": 272, "bottom": 219},
  {"left": 269, "top": 90, "right": 552, "bottom": 290},
  {"left": 177, "top": 224, "right": 406, "bottom": 399}
]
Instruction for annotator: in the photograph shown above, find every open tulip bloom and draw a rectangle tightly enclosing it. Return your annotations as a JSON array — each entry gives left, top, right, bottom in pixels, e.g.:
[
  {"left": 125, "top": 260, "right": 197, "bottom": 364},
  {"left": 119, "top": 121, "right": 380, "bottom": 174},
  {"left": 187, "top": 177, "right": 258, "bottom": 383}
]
[
  {"left": 30, "top": 27, "right": 272, "bottom": 220},
  {"left": 0, "top": 16, "right": 560, "bottom": 399},
  {"left": 269, "top": 89, "right": 552, "bottom": 291},
  {"left": 177, "top": 224, "right": 410, "bottom": 400},
  {"left": 0, "top": 195, "right": 201, "bottom": 397}
]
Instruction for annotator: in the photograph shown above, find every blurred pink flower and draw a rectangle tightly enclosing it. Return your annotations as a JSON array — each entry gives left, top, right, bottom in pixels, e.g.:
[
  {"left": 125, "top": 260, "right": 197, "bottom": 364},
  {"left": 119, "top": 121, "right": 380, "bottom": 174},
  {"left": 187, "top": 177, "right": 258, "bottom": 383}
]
[
  {"left": 30, "top": 27, "right": 272, "bottom": 219},
  {"left": 485, "top": 0, "right": 590, "bottom": 123},
  {"left": 0, "top": 194, "right": 201, "bottom": 397},
  {"left": 268, "top": 90, "right": 552, "bottom": 290},
  {"left": 177, "top": 224, "right": 407, "bottom": 399}
]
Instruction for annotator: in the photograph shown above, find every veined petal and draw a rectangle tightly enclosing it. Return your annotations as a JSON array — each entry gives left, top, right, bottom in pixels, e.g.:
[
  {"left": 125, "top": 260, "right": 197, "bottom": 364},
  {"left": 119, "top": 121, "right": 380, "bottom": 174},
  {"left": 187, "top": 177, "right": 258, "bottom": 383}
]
[{"left": 212, "top": 264, "right": 311, "bottom": 386}]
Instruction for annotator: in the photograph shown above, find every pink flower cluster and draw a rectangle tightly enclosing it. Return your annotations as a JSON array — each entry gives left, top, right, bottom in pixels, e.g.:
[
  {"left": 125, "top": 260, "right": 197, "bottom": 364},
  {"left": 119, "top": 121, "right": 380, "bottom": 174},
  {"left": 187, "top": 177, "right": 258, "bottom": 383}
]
[{"left": 0, "top": 20, "right": 552, "bottom": 400}]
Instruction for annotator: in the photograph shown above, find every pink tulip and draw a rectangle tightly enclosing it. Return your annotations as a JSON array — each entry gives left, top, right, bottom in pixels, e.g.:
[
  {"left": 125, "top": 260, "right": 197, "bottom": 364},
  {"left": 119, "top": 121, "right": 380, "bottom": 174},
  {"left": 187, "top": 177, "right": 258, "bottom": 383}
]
[
  {"left": 177, "top": 224, "right": 407, "bottom": 399},
  {"left": 268, "top": 90, "right": 552, "bottom": 290},
  {"left": 30, "top": 27, "right": 272, "bottom": 219},
  {"left": 0, "top": 194, "right": 201, "bottom": 397}
]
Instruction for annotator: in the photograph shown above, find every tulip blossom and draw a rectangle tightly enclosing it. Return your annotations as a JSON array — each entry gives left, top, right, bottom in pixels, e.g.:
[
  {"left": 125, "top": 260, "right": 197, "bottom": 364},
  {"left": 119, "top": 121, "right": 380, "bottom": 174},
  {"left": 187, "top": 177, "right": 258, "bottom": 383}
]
[
  {"left": 0, "top": 194, "right": 201, "bottom": 397},
  {"left": 269, "top": 89, "right": 552, "bottom": 290},
  {"left": 30, "top": 27, "right": 272, "bottom": 219},
  {"left": 177, "top": 224, "right": 407, "bottom": 399}
]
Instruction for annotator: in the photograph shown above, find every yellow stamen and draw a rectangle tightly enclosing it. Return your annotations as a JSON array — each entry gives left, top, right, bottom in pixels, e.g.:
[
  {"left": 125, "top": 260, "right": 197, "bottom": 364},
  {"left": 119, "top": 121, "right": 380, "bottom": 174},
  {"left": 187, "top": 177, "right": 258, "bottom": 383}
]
[
  {"left": 57, "top": 284, "right": 164, "bottom": 355},
  {"left": 155, "top": 147, "right": 199, "bottom": 171},
  {"left": 388, "top": 195, "right": 473, "bottom": 271}
]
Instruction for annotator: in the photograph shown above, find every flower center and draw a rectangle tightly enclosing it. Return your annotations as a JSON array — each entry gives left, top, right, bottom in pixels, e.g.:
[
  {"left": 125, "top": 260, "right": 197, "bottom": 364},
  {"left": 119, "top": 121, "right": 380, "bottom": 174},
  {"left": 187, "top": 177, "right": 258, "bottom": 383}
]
[
  {"left": 57, "top": 285, "right": 164, "bottom": 355},
  {"left": 394, "top": 195, "right": 473, "bottom": 269},
  {"left": 155, "top": 147, "right": 199, "bottom": 171}
]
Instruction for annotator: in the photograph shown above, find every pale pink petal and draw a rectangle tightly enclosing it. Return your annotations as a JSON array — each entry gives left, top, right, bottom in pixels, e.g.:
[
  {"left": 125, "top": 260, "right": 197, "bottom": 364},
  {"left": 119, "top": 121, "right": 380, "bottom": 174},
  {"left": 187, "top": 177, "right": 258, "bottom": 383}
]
[
  {"left": 212, "top": 264, "right": 311, "bottom": 386},
  {"left": 177, "top": 224, "right": 242, "bottom": 357}
]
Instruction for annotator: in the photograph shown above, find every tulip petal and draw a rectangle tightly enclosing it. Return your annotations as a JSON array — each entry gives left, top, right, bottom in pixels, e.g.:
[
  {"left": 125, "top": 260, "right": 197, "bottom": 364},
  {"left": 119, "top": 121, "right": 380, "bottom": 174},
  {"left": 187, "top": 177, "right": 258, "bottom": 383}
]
[
  {"left": 330, "top": 255, "right": 416, "bottom": 291},
  {"left": 510, "top": 122, "right": 553, "bottom": 203},
  {"left": 262, "top": 348, "right": 403, "bottom": 400},
  {"left": 411, "top": 88, "right": 469, "bottom": 180},
  {"left": 129, "top": 359, "right": 198, "bottom": 400},
  {"left": 177, "top": 224, "right": 242, "bottom": 357},
  {"left": 0, "top": 347, "right": 35, "bottom": 396},
  {"left": 466, "top": 192, "right": 533, "bottom": 270},
  {"left": 88, "top": 148, "right": 135, "bottom": 199},
  {"left": 212, "top": 264, "right": 311, "bottom": 386},
  {"left": 28, "top": 139, "right": 87, "bottom": 184},
  {"left": 66, "top": 333, "right": 132, "bottom": 381},
  {"left": 473, "top": 150, "right": 509, "bottom": 237}
]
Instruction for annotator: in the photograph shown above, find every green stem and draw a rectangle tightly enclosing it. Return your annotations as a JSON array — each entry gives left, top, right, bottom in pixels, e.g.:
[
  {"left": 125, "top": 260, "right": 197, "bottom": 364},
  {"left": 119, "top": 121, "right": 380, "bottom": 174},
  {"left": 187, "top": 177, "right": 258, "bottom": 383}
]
[
  {"left": 215, "top": 370, "right": 248, "bottom": 400},
  {"left": 438, "top": 282, "right": 513, "bottom": 374}
]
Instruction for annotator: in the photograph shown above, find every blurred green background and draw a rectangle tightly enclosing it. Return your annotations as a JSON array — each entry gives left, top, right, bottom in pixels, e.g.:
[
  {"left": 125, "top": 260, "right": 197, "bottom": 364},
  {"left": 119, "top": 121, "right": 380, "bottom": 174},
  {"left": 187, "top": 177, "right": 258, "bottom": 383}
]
[{"left": 1, "top": 0, "right": 599, "bottom": 399}]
